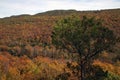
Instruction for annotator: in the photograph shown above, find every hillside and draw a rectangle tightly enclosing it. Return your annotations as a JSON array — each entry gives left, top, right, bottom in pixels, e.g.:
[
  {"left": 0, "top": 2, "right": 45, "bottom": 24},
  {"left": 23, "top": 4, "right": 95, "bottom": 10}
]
[
  {"left": 0, "top": 9, "right": 120, "bottom": 53},
  {"left": 0, "top": 9, "right": 120, "bottom": 80},
  {"left": 0, "top": 8, "right": 119, "bottom": 60}
]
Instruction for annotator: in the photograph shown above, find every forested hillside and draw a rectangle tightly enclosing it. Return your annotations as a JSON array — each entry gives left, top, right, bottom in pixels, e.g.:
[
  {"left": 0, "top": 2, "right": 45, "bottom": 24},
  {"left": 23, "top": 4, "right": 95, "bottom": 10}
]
[{"left": 0, "top": 9, "right": 120, "bottom": 80}]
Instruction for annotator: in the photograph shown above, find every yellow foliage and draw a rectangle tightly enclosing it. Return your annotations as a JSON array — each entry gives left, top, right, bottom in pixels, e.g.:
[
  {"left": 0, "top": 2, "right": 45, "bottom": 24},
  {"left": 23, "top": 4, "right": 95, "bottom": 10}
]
[
  {"left": 1, "top": 74, "right": 6, "bottom": 80},
  {"left": 93, "top": 60, "right": 120, "bottom": 75},
  {"left": 9, "top": 67, "right": 19, "bottom": 76}
]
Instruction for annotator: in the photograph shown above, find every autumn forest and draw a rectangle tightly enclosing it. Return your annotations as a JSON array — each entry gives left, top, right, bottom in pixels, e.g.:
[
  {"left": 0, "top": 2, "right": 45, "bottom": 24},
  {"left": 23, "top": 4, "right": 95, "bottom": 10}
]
[{"left": 0, "top": 9, "right": 120, "bottom": 80}]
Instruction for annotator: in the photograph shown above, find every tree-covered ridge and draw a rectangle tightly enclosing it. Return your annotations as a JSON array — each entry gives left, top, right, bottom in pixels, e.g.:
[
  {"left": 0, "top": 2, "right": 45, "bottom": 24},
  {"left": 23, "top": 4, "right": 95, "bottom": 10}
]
[
  {"left": 0, "top": 9, "right": 119, "bottom": 80},
  {"left": 0, "top": 9, "right": 119, "bottom": 55}
]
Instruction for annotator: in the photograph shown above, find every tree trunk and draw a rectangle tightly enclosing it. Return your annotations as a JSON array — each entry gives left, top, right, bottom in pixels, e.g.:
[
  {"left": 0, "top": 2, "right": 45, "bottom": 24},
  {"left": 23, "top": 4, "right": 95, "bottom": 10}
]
[
  {"left": 80, "top": 61, "right": 84, "bottom": 80},
  {"left": 78, "top": 51, "right": 85, "bottom": 80}
]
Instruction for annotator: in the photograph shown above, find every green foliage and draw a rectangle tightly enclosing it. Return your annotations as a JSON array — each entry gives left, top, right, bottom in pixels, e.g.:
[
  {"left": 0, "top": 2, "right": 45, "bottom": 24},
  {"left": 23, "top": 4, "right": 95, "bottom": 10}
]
[
  {"left": 52, "top": 15, "right": 116, "bottom": 57},
  {"left": 52, "top": 15, "right": 116, "bottom": 80},
  {"left": 104, "top": 72, "right": 120, "bottom": 80}
]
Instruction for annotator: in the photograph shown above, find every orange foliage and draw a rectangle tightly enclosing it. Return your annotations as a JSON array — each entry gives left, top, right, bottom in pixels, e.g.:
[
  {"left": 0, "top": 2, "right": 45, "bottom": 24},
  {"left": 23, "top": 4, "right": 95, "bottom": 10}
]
[{"left": 93, "top": 60, "right": 120, "bottom": 75}]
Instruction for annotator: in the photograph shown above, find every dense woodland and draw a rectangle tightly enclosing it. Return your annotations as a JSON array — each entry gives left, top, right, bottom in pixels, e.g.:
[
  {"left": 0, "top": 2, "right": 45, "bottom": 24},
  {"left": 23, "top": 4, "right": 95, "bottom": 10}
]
[{"left": 0, "top": 9, "right": 120, "bottom": 80}]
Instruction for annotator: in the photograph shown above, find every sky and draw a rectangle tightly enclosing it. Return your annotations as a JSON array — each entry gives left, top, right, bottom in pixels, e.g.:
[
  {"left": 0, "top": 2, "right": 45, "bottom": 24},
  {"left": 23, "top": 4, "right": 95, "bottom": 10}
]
[{"left": 0, "top": 0, "right": 120, "bottom": 18}]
